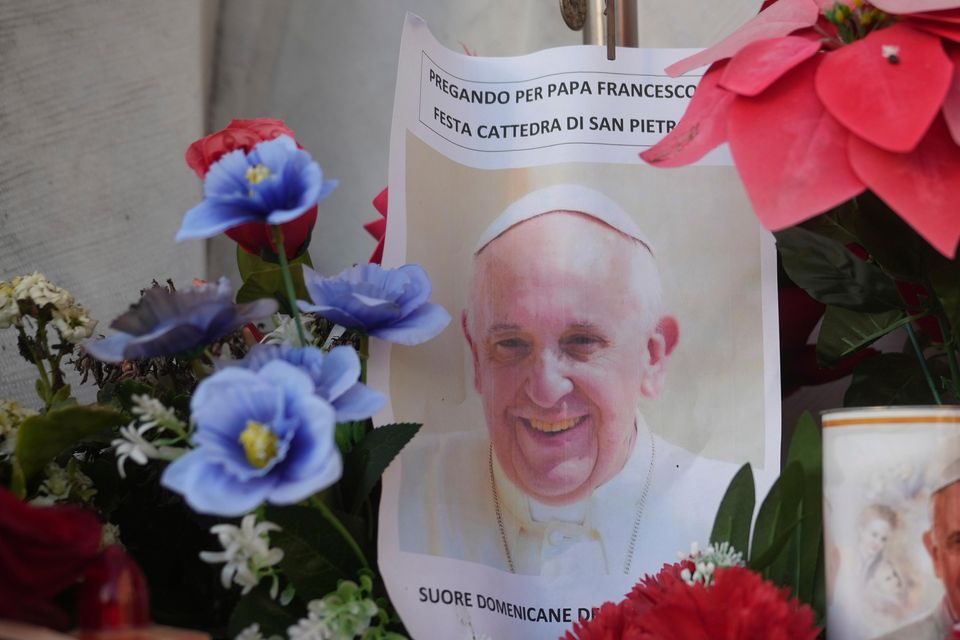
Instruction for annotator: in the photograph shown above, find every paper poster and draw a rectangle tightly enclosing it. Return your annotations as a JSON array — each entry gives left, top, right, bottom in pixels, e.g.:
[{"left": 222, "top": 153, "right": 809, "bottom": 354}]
[
  {"left": 373, "top": 14, "right": 781, "bottom": 640},
  {"left": 823, "top": 408, "right": 960, "bottom": 640}
]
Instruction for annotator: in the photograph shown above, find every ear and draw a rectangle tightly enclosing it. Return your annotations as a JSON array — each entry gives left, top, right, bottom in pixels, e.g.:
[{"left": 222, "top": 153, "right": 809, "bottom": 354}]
[
  {"left": 639, "top": 315, "right": 679, "bottom": 399},
  {"left": 462, "top": 310, "right": 482, "bottom": 393},
  {"left": 923, "top": 528, "right": 942, "bottom": 579}
]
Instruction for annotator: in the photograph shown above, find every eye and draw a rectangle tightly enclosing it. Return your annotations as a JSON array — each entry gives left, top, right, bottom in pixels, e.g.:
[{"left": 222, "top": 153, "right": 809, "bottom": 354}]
[
  {"left": 489, "top": 336, "right": 532, "bottom": 362},
  {"left": 561, "top": 333, "right": 607, "bottom": 358}
]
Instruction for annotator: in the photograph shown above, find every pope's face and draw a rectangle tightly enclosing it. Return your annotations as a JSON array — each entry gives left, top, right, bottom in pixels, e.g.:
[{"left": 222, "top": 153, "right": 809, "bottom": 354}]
[
  {"left": 925, "top": 481, "right": 960, "bottom": 616},
  {"left": 464, "top": 212, "right": 677, "bottom": 506}
]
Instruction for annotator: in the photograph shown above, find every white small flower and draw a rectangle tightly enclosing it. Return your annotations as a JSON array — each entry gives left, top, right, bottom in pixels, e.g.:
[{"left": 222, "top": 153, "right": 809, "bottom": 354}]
[
  {"left": 52, "top": 305, "right": 97, "bottom": 343},
  {"left": 0, "top": 400, "right": 37, "bottom": 458},
  {"left": 130, "top": 394, "right": 183, "bottom": 432},
  {"left": 31, "top": 460, "right": 96, "bottom": 505},
  {"left": 262, "top": 313, "right": 314, "bottom": 347},
  {"left": 881, "top": 44, "right": 900, "bottom": 62},
  {"left": 678, "top": 540, "right": 744, "bottom": 586},
  {"left": 11, "top": 272, "right": 73, "bottom": 309},
  {"left": 101, "top": 522, "right": 123, "bottom": 549},
  {"left": 200, "top": 514, "right": 284, "bottom": 596},
  {"left": 0, "top": 281, "right": 19, "bottom": 328},
  {"left": 112, "top": 422, "right": 161, "bottom": 478}
]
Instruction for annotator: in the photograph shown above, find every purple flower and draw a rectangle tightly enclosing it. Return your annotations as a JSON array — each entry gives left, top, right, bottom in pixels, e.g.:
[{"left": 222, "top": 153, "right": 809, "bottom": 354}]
[
  {"left": 235, "top": 345, "right": 385, "bottom": 422},
  {"left": 175, "top": 135, "right": 337, "bottom": 242},
  {"left": 84, "top": 278, "right": 276, "bottom": 363},
  {"left": 160, "top": 360, "right": 340, "bottom": 516},
  {"left": 298, "top": 264, "right": 450, "bottom": 345}
]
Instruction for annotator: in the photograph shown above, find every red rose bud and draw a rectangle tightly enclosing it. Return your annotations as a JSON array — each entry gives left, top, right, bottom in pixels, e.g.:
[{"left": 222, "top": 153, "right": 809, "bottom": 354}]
[
  {"left": 185, "top": 118, "right": 316, "bottom": 259},
  {"left": 76, "top": 546, "right": 150, "bottom": 631},
  {"left": 0, "top": 487, "right": 102, "bottom": 630}
]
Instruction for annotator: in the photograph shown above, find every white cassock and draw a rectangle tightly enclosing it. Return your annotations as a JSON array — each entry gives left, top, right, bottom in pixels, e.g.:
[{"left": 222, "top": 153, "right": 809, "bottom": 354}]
[
  {"left": 875, "top": 599, "right": 954, "bottom": 640},
  {"left": 398, "top": 415, "right": 741, "bottom": 577}
]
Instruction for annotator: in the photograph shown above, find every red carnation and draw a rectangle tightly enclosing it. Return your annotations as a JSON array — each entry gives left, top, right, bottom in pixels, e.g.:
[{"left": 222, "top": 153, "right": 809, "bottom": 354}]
[
  {"left": 184, "top": 118, "right": 318, "bottom": 259},
  {"left": 564, "top": 563, "right": 820, "bottom": 640},
  {"left": 0, "top": 486, "right": 102, "bottom": 629}
]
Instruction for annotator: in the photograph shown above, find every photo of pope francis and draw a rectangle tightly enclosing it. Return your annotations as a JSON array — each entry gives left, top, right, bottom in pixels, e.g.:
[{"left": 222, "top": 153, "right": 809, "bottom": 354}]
[{"left": 399, "top": 185, "right": 739, "bottom": 577}]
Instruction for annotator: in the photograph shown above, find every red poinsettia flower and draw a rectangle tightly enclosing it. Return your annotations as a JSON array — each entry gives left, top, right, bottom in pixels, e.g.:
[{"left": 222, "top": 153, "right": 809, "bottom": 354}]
[
  {"left": 564, "top": 563, "right": 820, "bottom": 640},
  {"left": 641, "top": 0, "right": 960, "bottom": 258},
  {"left": 185, "top": 118, "right": 319, "bottom": 260},
  {"left": 364, "top": 187, "right": 388, "bottom": 264}
]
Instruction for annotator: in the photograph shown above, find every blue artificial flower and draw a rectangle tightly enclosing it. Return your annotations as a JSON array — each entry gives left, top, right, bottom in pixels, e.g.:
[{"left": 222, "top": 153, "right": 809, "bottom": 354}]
[
  {"left": 84, "top": 278, "right": 276, "bottom": 363},
  {"left": 161, "top": 360, "right": 340, "bottom": 516},
  {"left": 235, "top": 345, "right": 385, "bottom": 422},
  {"left": 298, "top": 264, "right": 451, "bottom": 346},
  {"left": 176, "top": 135, "right": 338, "bottom": 242}
]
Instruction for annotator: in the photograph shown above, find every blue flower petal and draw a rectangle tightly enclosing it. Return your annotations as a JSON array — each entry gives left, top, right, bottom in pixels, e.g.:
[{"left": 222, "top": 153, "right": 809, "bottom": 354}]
[
  {"left": 122, "top": 323, "right": 207, "bottom": 360},
  {"left": 256, "top": 360, "right": 316, "bottom": 403},
  {"left": 332, "top": 383, "right": 386, "bottom": 422},
  {"left": 297, "top": 300, "right": 366, "bottom": 329},
  {"left": 394, "top": 264, "right": 433, "bottom": 315},
  {"left": 82, "top": 334, "right": 134, "bottom": 363},
  {"left": 315, "top": 346, "right": 360, "bottom": 402},
  {"left": 169, "top": 454, "right": 275, "bottom": 516},
  {"left": 369, "top": 302, "right": 451, "bottom": 346},
  {"left": 203, "top": 149, "right": 251, "bottom": 198},
  {"left": 176, "top": 199, "right": 262, "bottom": 242}
]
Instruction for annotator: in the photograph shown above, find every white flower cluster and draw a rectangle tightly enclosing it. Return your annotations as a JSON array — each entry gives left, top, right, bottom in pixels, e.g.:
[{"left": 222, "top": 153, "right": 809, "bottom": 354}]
[
  {"left": 287, "top": 587, "right": 379, "bottom": 640},
  {"left": 0, "top": 399, "right": 37, "bottom": 458},
  {"left": 234, "top": 624, "right": 283, "bottom": 640},
  {"left": 200, "top": 514, "right": 284, "bottom": 596},
  {"left": 111, "top": 394, "right": 186, "bottom": 478},
  {"left": 262, "top": 313, "right": 316, "bottom": 347},
  {"left": 0, "top": 272, "right": 97, "bottom": 342},
  {"left": 678, "top": 541, "right": 745, "bottom": 587}
]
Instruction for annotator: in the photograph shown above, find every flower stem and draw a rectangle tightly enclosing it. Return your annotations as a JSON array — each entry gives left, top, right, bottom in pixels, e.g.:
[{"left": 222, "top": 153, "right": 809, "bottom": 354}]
[
  {"left": 19, "top": 324, "right": 51, "bottom": 405},
  {"left": 270, "top": 225, "right": 308, "bottom": 346},
  {"left": 905, "top": 323, "right": 941, "bottom": 405},
  {"left": 359, "top": 334, "right": 369, "bottom": 384},
  {"left": 311, "top": 495, "right": 371, "bottom": 572}
]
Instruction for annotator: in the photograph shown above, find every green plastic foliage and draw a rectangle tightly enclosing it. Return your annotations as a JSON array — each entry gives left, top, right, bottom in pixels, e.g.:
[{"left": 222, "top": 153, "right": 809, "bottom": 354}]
[
  {"left": 341, "top": 423, "right": 421, "bottom": 514},
  {"left": 236, "top": 245, "right": 313, "bottom": 313},
  {"left": 816, "top": 306, "right": 913, "bottom": 368},
  {"left": 228, "top": 583, "right": 300, "bottom": 639},
  {"left": 710, "top": 412, "right": 824, "bottom": 622},
  {"left": 776, "top": 227, "right": 902, "bottom": 312},
  {"left": 12, "top": 405, "right": 127, "bottom": 494},
  {"left": 844, "top": 353, "right": 942, "bottom": 406},
  {"left": 710, "top": 463, "right": 755, "bottom": 555}
]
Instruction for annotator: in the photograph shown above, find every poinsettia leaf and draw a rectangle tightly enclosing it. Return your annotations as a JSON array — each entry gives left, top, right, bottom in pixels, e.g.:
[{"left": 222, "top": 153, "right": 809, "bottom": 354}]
[
  {"left": 665, "top": 0, "right": 820, "bottom": 77},
  {"left": 266, "top": 505, "right": 359, "bottom": 602},
  {"left": 844, "top": 352, "right": 942, "bottom": 406},
  {"left": 15, "top": 405, "right": 127, "bottom": 483},
  {"left": 872, "top": 0, "right": 960, "bottom": 12},
  {"left": 719, "top": 35, "right": 821, "bottom": 96},
  {"left": 816, "top": 306, "right": 914, "bottom": 368},
  {"left": 848, "top": 117, "right": 960, "bottom": 259},
  {"left": 749, "top": 461, "right": 803, "bottom": 570},
  {"left": 941, "top": 46, "right": 960, "bottom": 145},
  {"left": 228, "top": 583, "right": 302, "bottom": 639},
  {"left": 786, "top": 411, "right": 823, "bottom": 607},
  {"left": 816, "top": 24, "right": 953, "bottom": 153},
  {"left": 776, "top": 227, "right": 903, "bottom": 312},
  {"left": 342, "top": 422, "right": 421, "bottom": 513},
  {"left": 710, "top": 463, "right": 755, "bottom": 556},
  {"left": 728, "top": 57, "right": 866, "bottom": 230}
]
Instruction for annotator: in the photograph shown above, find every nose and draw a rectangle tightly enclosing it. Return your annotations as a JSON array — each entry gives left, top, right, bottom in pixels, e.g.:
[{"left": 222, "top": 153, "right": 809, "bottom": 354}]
[{"left": 524, "top": 348, "right": 574, "bottom": 408}]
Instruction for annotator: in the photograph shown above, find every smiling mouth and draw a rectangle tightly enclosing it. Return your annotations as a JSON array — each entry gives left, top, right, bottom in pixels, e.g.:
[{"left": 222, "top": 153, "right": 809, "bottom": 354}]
[{"left": 522, "top": 416, "right": 586, "bottom": 434}]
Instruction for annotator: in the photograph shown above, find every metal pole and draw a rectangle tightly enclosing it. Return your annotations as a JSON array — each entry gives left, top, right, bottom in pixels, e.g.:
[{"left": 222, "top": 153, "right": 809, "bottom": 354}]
[{"left": 580, "top": 0, "right": 638, "bottom": 48}]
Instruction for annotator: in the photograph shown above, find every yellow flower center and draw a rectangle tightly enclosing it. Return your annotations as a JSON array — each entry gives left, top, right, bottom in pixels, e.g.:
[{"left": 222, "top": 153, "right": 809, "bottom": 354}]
[
  {"left": 246, "top": 164, "right": 272, "bottom": 185},
  {"left": 239, "top": 420, "right": 278, "bottom": 468}
]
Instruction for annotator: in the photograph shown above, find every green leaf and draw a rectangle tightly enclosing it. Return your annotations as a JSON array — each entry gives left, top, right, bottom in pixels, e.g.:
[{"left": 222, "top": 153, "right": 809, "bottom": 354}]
[
  {"left": 786, "top": 411, "right": 824, "bottom": 605},
  {"left": 236, "top": 265, "right": 310, "bottom": 314},
  {"left": 237, "top": 244, "right": 313, "bottom": 282},
  {"left": 776, "top": 227, "right": 903, "bottom": 312},
  {"left": 844, "top": 352, "right": 940, "bottom": 406},
  {"left": 15, "top": 405, "right": 127, "bottom": 483},
  {"left": 816, "top": 306, "right": 913, "bottom": 368},
  {"left": 266, "top": 505, "right": 359, "bottom": 601},
  {"left": 747, "top": 517, "right": 802, "bottom": 572},
  {"left": 710, "top": 463, "right": 755, "bottom": 555},
  {"left": 926, "top": 250, "right": 960, "bottom": 334},
  {"left": 850, "top": 191, "right": 926, "bottom": 281},
  {"left": 342, "top": 423, "right": 421, "bottom": 513},
  {"left": 749, "top": 461, "right": 803, "bottom": 570},
  {"left": 228, "top": 583, "right": 301, "bottom": 639}
]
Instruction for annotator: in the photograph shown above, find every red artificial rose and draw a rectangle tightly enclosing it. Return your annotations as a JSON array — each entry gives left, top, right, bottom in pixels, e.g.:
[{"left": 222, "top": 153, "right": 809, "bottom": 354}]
[
  {"left": 364, "top": 187, "right": 389, "bottom": 264},
  {"left": 0, "top": 486, "right": 103, "bottom": 630},
  {"left": 184, "top": 118, "right": 318, "bottom": 259}
]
